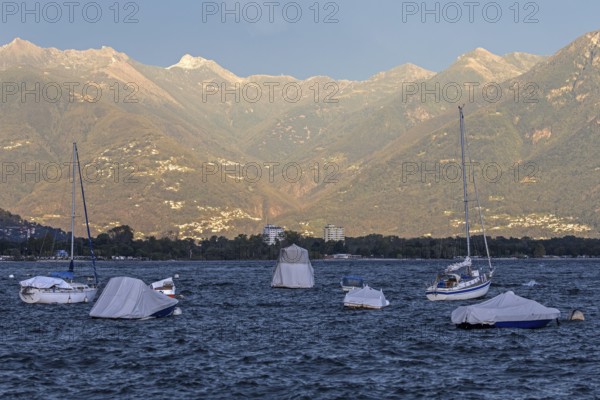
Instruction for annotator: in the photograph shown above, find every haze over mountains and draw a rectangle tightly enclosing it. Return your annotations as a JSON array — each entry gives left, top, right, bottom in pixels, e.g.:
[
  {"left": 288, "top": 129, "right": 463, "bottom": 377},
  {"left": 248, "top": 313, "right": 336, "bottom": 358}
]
[{"left": 0, "top": 31, "right": 598, "bottom": 240}]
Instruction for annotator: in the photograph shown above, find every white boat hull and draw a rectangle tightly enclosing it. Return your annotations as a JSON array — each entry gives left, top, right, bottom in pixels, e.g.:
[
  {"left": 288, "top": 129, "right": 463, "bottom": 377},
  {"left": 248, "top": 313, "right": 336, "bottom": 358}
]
[
  {"left": 344, "top": 300, "right": 390, "bottom": 310},
  {"left": 426, "top": 279, "right": 491, "bottom": 301},
  {"left": 19, "top": 286, "right": 97, "bottom": 304}
]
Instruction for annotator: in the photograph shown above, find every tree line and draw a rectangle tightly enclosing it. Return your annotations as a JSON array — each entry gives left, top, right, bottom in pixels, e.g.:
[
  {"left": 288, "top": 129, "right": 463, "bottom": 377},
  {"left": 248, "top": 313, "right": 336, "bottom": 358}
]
[{"left": 2, "top": 225, "right": 600, "bottom": 261}]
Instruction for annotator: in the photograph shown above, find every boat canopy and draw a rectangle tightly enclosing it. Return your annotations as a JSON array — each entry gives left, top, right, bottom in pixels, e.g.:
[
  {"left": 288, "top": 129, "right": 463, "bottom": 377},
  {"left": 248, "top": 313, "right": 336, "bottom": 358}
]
[
  {"left": 271, "top": 244, "right": 314, "bottom": 288},
  {"left": 445, "top": 256, "right": 472, "bottom": 273},
  {"left": 90, "top": 277, "right": 178, "bottom": 319},
  {"left": 50, "top": 271, "right": 75, "bottom": 280},
  {"left": 451, "top": 291, "right": 560, "bottom": 325},
  {"left": 150, "top": 277, "right": 174, "bottom": 289},
  {"left": 20, "top": 276, "right": 72, "bottom": 289},
  {"left": 341, "top": 276, "right": 364, "bottom": 287},
  {"left": 344, "top": 285, "right": 389, "bottom": 308}
]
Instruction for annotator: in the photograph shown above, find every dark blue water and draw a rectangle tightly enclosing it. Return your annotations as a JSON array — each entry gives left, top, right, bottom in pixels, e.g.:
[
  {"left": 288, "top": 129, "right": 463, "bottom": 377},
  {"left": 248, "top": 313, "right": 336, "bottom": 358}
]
[{"left": 1, "top": 259, "right": 598, "bottom": 399}]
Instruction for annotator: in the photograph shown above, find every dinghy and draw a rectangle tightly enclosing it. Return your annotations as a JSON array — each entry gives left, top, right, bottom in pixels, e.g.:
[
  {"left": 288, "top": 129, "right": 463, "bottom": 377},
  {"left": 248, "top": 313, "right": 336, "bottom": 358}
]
[
  {"left": 151, "top": 277, "right": 176, "bottom": 298},
  {"left": 344, "top": 285, "right": 389, "bottom": 309}
]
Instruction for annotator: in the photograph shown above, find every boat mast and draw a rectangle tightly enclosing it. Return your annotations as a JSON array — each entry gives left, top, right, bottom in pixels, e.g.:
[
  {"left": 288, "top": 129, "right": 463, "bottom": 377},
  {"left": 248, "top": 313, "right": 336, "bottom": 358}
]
[
  {"left": 459, "top": 106, "right": 470, "bottom": 258},
  {"left": 69, "top": 142, "right": 76, "bottom": 270}
]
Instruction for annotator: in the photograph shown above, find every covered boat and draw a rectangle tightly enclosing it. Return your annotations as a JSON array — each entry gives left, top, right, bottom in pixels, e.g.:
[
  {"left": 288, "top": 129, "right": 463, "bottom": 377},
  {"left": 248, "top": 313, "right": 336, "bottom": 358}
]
[
  {"left": 343, "top": 285, "right": 390, "bottom": 309},
  {"left": 90, "top": 277, "right": 179, "bottom": 319},
  {"left": 340, "top": 275, "right": 365, "bottom": 292},
  {"left": 451, "top": 291, "right": 560, "bottom": 329},
  {"left": 271, "top": 244, "right": 314, "bottom": 288}
]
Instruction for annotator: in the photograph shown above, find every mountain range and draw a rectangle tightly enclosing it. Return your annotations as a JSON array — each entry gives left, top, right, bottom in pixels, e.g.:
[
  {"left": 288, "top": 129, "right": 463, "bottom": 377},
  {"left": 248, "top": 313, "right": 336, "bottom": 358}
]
[{"left": 0, "top": 31, "right": 598, "bottom": 239}]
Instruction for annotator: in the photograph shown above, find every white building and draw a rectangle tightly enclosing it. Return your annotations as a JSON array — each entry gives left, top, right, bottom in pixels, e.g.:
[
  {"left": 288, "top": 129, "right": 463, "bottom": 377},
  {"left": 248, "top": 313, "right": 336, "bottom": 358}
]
[
  {"left": 324, "top": 224, "right": 345, "bottom": 242},
  {"left": 263, "top": 224, "right": 284, "bottom": 245}
]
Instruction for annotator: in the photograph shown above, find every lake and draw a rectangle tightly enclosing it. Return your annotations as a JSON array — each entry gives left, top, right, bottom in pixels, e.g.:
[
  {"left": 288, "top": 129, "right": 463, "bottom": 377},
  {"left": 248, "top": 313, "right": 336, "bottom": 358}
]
[{"left": 0, "top": 259, "right": 598, "bottom": 399}]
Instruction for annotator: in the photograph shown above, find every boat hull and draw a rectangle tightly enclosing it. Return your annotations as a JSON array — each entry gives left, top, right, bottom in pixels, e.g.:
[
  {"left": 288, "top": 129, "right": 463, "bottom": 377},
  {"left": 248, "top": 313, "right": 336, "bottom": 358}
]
[
  {"left": 150, "top": 305, "right": 178, "bottom": 318},
  {"left": 426, "top": 279, "right": 491, "bottom": 301},
  {"left": 344, "top": 301, "right": 389, "bottom": 310},
  {"left": 19, "top": 287, "right": 97, "bottom": 304},
  {"left": 456, "top": 319, "right": 554, "bottom": 330},
  {"left": 154, "top": 289, "right": 176, "bottom": 298}
]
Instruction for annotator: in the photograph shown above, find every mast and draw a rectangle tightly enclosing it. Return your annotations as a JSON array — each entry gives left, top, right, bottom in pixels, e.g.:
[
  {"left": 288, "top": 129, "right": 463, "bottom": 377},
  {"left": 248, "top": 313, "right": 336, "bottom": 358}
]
[
  {"left": 69, "top": 142, "right": 76, "bottom": 271},
  {"left": 459, "top": 106, "right": 470, "bottom": 258}
]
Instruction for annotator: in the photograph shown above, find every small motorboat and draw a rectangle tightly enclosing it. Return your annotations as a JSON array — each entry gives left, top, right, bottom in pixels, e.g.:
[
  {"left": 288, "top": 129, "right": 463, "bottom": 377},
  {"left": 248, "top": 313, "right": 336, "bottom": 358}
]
[
  {"left": 151, "top": 277, "right": 176, "bottom": 298},
  {"left": 343, "top": 285, "right": 390, "bottom": 309},
  {"left": 340, "top": 275, "right": 365, "bottom": 292},
  {"left": 451, "top": 291, "right": 560, "bottom": 329},
  {"left": 90, "top": 277, "right": 179, "bottom": 319}
]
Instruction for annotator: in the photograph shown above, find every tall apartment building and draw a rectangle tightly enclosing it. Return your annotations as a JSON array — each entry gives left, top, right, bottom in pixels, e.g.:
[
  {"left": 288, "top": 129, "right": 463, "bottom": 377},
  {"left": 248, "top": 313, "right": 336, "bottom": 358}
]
[
  {"left": 323, "top": 224, "right": 345, "bottom": 242},
  {"left": 263, "top": 224, "right": 285, "bottom": 245}
]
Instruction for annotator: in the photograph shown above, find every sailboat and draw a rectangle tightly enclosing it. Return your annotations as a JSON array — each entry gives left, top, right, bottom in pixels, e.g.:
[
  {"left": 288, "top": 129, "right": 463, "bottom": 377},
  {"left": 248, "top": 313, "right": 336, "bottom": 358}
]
[
  {"left": 425, "top": 106, "right": 494, "bottom": 301},
  {"left": 19, "top": 143, "right": 99, "bottom": 304}
]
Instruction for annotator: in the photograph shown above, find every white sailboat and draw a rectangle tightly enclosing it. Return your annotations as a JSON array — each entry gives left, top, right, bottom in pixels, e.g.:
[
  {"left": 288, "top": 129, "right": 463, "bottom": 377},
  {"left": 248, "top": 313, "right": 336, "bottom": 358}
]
[
  {"left": 426, "top": 107, "right": 494, "bottom": 301},
  {"left": 19, "top": 143, "right": 98, "bottom": 304}
]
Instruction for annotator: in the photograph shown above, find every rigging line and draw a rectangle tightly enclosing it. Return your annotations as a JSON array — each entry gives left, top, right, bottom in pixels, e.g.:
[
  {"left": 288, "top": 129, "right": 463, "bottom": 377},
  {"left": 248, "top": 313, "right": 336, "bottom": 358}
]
[
  {"left": 74, "top": 143, "right": 99, "bottom": 285},
  {"left": 44, "top": 156, "right": 71, "bottom": 258},
  {"left": 461, "top": 110, "right": 493, "bottom": 274}
]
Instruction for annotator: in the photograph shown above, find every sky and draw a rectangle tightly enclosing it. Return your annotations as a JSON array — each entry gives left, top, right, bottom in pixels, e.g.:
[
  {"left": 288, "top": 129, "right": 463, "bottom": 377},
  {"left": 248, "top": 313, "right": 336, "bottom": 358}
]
[{"left": 0, "top": 0, "right": 599, "bottom": 80}]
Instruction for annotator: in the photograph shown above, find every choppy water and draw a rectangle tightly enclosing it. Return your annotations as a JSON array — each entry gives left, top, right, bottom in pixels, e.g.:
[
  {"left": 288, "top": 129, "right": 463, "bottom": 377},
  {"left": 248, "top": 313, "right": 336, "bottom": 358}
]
[{"left": 0, "top": 259, "right": 598, "bottom": 399}]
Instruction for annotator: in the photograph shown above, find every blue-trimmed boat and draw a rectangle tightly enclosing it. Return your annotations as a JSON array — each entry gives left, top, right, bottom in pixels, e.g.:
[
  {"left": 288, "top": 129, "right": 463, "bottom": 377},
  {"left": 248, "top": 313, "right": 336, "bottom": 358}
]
[{"left": 426, "top": 107, "right": 494, "bottom": 301}]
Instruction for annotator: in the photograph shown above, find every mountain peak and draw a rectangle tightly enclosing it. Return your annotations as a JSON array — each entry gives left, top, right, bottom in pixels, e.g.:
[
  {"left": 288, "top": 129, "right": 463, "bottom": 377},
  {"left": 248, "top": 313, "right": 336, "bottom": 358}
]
[
  {"left": 459, "top": 47, "right": 500, "bottom": 61},
  {"left": 1, "top": 37, "right": 43, "bottom": 53},
  {"left": 168, "top": 54, "right": 214, "bottom": 70},
  {"left": 167, "top": 53, "right": 241, "bottom": 81}
]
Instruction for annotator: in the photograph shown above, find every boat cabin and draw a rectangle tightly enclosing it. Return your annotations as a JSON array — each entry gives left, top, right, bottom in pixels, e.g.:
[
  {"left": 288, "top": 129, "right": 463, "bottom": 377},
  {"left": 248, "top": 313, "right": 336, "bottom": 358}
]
[{"left": 437, "top": 273, "right": 461, "bottom": 288}]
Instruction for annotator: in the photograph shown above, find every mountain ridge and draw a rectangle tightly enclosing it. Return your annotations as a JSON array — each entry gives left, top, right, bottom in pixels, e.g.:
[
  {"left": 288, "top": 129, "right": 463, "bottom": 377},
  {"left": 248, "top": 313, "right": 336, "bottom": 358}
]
[{"left": 0, "top": 32, "right": 598, "bottom": 240}]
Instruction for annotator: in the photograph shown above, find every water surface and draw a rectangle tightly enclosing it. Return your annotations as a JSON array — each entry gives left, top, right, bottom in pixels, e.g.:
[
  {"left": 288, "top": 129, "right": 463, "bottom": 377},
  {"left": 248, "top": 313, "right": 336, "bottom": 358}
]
[{"left": 0, "top": 259, "right": 598, "bottom": 399}]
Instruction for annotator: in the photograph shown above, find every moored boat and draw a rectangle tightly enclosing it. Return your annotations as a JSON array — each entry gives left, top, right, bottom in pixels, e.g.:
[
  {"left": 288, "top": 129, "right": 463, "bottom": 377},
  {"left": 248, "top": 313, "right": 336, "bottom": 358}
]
[
  {"left": 90, "top": 276, "right": 179, "bottom": 319},
  {"left": 451, "top": 291, "right": 560, "bottom": 329},
  {"left": 151, "top": 277, "right": 176, "bottom": 298},
  {"left": 426, "top": 107, "right": 494, "bottom": 301},
  {"left": 19, "top": 143, "right": 98, "bottom": 304},
  {"left": 344, "top": 285, "right": 390, "bottom": 309}
]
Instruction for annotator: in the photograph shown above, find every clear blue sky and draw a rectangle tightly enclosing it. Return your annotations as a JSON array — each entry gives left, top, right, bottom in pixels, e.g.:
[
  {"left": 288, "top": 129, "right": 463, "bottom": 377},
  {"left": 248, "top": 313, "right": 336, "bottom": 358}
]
[{"left": 1, "top": 0, "right": 598, "bottom": 80}]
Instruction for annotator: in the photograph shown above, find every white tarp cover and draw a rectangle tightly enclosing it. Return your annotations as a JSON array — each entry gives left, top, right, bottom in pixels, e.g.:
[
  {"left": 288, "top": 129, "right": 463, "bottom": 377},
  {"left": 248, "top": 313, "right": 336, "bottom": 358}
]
[
  {"left": 90, "top": 277, "right": 178, "bottom": 319},
  {"left": 451, "top": 291, "right": 560, "bottom": 325},
  {"left": 344, "top": 285, "right": 390, "bottom": 308},
  {"left": 445, "top": 256, "right": 472, "bottom": 273},
  {"left": 20, "top": 276, "right": 72, "bottom": 289},
  {"left": 150, "top": 277, "right": 173, "bottom": 289},
  {"left": 271, "top": 244, "right": 314, "bottom": 288}
]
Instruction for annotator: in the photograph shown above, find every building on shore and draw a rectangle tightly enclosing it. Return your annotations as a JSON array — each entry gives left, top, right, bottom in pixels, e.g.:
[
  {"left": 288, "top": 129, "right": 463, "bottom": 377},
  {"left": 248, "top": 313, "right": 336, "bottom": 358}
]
[
  {"left": 324, "top": 224, "right": 345, "bottom": 242},
  {"left": 263, "top": 224, "right": 285, "bottom": 245}
]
